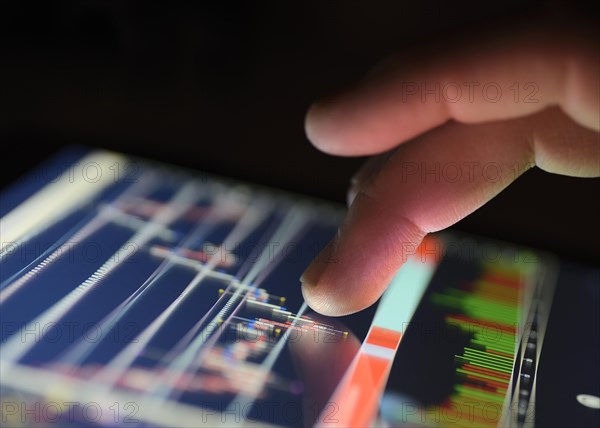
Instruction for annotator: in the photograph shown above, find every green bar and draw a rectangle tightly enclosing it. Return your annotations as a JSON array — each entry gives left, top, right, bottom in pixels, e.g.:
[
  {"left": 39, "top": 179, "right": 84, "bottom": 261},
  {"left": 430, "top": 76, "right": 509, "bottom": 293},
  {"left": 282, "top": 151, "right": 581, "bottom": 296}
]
[
  {"left": 472, "top": 337, "right": 516, "bottom": 350},
  {"left": 463, "top": 349, "right": 514, "bottom": 367},
  {"left": 472, "top": 338, "right": 515, "bottom": 354},
  {"left": 445, "top": 313, "right": 517, "bottom": 332},
  {"left": 464, "top": 347, "right": 514, "bottom": 364},
  {"left": 455, "top": 385, "right": 505, "bottom": 404},
  {"left": 452, "top": 294, "right": 518, "bottom": 313},
  {"left": 447, "top": 320, "right": 516, "bottom": 342},
  {"left": 442, "top": 290, "right": 519, "bottom": 317},
  {"left": 462, "top": 351, "right": 513, "bottom": 371},
  {"left": 455, "top": 356, "right": 512, "bottom": 374},
  {"left": 456, "top": 353, "right": 512, "bottom": 373}
]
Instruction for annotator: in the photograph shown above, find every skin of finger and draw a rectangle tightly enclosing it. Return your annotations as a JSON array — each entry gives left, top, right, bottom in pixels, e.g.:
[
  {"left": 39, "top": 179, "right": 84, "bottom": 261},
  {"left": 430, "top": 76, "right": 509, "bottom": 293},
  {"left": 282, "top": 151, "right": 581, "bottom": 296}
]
[
  {"left": 347, "top": 149, "right": 397, "bottom": 206},
  {"left": 301, "top": 194, "right": 427, "bottom": 316},
  {"left": 526, "top": 107, "right": 600, "bottom": 177},
  {"left": 305, "top": 19, "right": 599, "bottom": 156},
  {"left": 302, "top": 119, "right": 530, "bottom": 315},
  {"left": 347, "top": 107, "right": 599, "bottom": 207},
  {"left": 303, "top": 108, "right": 600, "bottom": 316}
]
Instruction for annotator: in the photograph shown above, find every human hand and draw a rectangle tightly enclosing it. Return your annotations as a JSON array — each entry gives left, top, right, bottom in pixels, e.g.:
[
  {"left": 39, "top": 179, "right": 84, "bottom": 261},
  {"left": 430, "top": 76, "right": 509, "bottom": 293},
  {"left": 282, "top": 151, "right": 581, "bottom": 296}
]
[{"left": 300, "top": 13, "right": 599, "bottom": 316}]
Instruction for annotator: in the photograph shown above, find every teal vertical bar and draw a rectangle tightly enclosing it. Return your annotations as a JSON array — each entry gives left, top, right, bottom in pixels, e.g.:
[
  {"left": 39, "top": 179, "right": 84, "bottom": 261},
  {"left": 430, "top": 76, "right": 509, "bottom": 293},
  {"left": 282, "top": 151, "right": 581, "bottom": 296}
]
[{"left": 372, "top": 256, "right": 437, "bottom": 334}]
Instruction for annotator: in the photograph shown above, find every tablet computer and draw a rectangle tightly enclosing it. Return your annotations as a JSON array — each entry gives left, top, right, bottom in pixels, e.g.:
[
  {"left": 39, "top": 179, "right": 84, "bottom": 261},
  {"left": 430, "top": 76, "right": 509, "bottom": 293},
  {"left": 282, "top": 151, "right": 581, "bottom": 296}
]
[{"left": 1, "top": 148, "right": 597, "bottom": 427}]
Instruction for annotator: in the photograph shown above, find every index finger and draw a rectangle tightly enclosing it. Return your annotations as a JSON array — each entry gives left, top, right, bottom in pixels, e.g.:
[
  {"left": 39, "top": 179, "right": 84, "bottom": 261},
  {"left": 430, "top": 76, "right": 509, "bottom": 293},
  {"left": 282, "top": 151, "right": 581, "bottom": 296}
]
[{"left": 305, "top": 16, "right": 599, "bottom": 156}]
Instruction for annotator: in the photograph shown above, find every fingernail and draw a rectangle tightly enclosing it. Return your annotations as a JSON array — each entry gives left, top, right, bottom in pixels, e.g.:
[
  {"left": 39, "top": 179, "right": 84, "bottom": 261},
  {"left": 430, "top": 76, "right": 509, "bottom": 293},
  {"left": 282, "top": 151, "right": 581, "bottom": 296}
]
[{"left": 347, "top": 179, "right": 359, "bottom": 207}]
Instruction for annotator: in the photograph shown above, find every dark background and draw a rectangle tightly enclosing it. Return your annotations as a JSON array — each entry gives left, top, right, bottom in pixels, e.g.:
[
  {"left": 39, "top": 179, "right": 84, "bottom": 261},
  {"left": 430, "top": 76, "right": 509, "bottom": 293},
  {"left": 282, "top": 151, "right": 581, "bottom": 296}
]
[{"left": 0, "top": 1, "right": 598, "bottom": 264}]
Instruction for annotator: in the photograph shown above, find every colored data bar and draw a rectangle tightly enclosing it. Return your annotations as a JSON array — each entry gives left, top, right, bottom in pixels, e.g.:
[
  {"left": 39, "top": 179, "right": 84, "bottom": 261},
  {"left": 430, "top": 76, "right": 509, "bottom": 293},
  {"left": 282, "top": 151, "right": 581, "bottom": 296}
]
[
  {"left": 317, "top": 237, "right": 441, "bottom": 428},
  {"left": 419, "top": 259, "right": 527, "bottom": 427}
]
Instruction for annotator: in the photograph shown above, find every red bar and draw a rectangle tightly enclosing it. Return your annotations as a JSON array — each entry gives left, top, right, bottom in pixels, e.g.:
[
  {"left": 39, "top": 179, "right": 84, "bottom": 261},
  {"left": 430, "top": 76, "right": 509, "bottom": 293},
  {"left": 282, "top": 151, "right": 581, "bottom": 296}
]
[{"left": 365, "top": 327, "right": 402, "bottom": 350}]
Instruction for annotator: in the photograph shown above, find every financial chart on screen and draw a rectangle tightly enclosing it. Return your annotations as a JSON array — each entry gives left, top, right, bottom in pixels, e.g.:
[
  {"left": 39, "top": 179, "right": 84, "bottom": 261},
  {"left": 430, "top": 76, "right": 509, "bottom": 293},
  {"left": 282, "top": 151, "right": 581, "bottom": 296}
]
[{"left": 0, "top": 148, "right": 559, "bottom": 427}]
